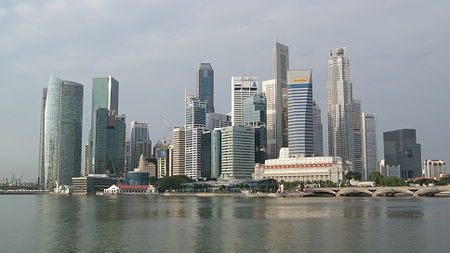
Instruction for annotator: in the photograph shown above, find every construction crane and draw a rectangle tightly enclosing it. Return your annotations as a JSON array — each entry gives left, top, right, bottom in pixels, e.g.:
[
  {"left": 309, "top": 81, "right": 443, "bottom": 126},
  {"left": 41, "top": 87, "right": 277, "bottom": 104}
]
[{"left": 160, "top": 114, "right": 174, "bottom": 144}]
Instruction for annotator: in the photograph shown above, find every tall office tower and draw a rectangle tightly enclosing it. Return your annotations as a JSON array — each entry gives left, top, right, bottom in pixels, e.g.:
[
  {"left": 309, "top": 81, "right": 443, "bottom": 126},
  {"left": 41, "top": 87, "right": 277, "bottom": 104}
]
[
  {"left": 243, "top": 93, "right": 267, "bottom": 163},
  {"left": 89, "top": 76, "right": 126, "bottom": 175},
  {"left": 172, "top": 127, "right": 186, "bottom": 176},
  {"left": 40, "top": 74, "right": 83, "bottom": 189},
  {"left": 124, "top": 140, "right": 130, "bottom": 172},
  {"left": 129, "top": 120, "right": 152, "bottom": 171},
  {"left": 231, "top": 76, "right": 258, "bottom": 126},
  {"left": 205, "top": 112, "right": 231, "bottom": 130},
  {"left": 383, "top": 129, "right": 422, "bottom": 178},
  {"left": 201, "top": 131, "right": 211, "bottom": 178},
  {"left": 287, "top": 69, "right": 314, "bottom": 157},
  {"left": 38, "top": 88, "right": 47, "bottom": 188},
  {"left": 352, "top": 100, "right": 363, "bottom": 174},
  {"left": 361, "top": 113, "right": 377, "bottom": 181},
  {"left": 263, "top": 79, "right": 282, "bottom": 159},
  {"left": 196, "top": 63, "right": 215, "bottom": 113},
  {"left": 210, "top": 128, "right": 222, "bottom": 179},
  {"left": 185, "top": 96, "right": 206, "bottom": 179},
  {"left": 327, "top": 47, "right": 354, "bottom": 163},
  {"left": 272, "top": 41, "right": 289, "bottom": 148},
  {"left": 83, "top": 143, "right": 90, "bottom": 176},
  {"left": 313, "top": 101, "right": 323, "bottom": 156},
  {"left": 220, "top": 126, "right": 255, "bottom": 181}
]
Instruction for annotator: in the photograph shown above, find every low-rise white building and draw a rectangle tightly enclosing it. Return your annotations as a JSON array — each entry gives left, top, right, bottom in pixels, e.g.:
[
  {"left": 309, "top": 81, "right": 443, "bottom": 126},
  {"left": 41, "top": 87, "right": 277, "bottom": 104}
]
[
  {"left": 252, "top": 148, "right": 349, "bottom": 183},
  {"left": 378, "top": 159, "right": 401, "bottom": 178},
  {"left": 104, "top": 184, "right": 155, "bottom": 195},
  {"left": 423, "top": 160, "right": 446, "bottom": 178}
]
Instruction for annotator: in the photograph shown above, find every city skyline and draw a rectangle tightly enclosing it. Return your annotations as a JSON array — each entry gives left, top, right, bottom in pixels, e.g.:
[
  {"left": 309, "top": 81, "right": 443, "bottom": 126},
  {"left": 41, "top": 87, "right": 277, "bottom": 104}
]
[{"left": 1, "top": 1, "right": 449, "bottom": 180}]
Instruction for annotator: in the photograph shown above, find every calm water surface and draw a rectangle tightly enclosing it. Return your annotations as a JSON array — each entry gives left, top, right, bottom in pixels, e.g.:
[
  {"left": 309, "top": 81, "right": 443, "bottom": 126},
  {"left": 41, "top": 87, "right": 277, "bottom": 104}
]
[{"left": 1, "top": 195, "right": 449, "bottom": 252}]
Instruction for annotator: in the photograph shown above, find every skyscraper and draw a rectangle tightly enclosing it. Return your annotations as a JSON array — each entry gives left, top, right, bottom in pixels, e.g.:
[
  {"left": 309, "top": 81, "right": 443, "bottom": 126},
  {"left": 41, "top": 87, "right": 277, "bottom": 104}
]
[
  {"left": 287, "top": 69, "right": 314, "bottom": 156},
  {"left": 185, "top": 95, "right": 206, "bottom": 179},
  {"left": 172, "top": 127, "right": 186, "bottom": 176},
  {"left": 210, "top": 128, "right": 222, "bottom": 179},
  {"left": 38, "top": 88, "right": 47, "bottom": 188},
  {"left": 89, "top": 76, "right": 126, "bottom": 175},
  {"left": 361, "top": 113, "right": 377, "bottom": 181},
  {"left": 205, "top": 112, "right": 231, "bottom": 130},
  {"left": 40, "top": 74, "right": 83, "bottom": 189},
  {"left": 327, "top": 47, "right": 354, "bottom": 163},
  {"left": 231, "top": 76, "right": 258, "bottom": 126},
  {"left": 313, "top": 101, "right": 323, "bottom": 156},
  {"left": 272, "top": 42, "right": 289, "bottom": 148},
  {"left": 352, "top": 100, "right": 363, "bottom": 174},
  {"left": 383, "top": 129, "right": 422, "bottom": 178},
  {"left": 129, "top": 120, "right": 152, "bottom": 171},
  {"left": 243, "top": 93, "right": 267, "bottom": 163},
  {"left": 220, "top": 126, "right": 255, "bottom": 181},
  {"left": 196, "top": 63, "right": 215, "bottom": 113},
  {"left": 263, "top": 79, "right": 282, "bottom": 159}
]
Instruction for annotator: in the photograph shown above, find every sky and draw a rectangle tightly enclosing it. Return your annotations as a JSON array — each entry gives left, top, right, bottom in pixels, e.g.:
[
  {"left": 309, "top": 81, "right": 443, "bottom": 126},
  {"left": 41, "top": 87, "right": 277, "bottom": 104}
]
[{"left": 0, "top": 0, "right": 449, "bottom": 181}]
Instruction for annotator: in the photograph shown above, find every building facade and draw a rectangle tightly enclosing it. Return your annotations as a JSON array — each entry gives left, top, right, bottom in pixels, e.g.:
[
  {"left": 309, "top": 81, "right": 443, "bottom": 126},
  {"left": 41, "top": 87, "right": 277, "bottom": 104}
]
[
  {"left": 263, "top": 79, "right": 283, "bottom": 159},
  {"left": 231, "top": 76, "right": 258, "bottom": 126},
  {"left": 210, "top": 128, "right": 222, "bottom": 179},
  {"left": 272, "top": 42, "right": 290, "bottom": 148},
  {"left": 253, "top": 148, "right": 348, "bottom": 183},
  {"left": 243, "top": 93, "right": 267, "bottom": 164},
  {"left": 205, "top": 113, "right": 231, "bottom": 130},
  {"left": 287, "top": 69, "right": 314, "bottom": 157},
  {"left": 352, "top": 100, "right": 363, "bottom": 175},
  {"left": 196, "top": 63, "right": 215, "bottom": 113},
  {"left": 40, "top": 74, "right": 83, "bottom": 189},
  {"left": 220, "top": 126, "right": 255, "bottom": 181},
  {"left": 172, "top": 127, "right": 186, "bottom": 176},
  {"left": 185, "top": 96, "right": 206, "bottom": 179},
  {"left": 361, "top": 113, "right": 377, "bottom": 181},
  {"left": 327, "top": 47, "right": 354, "bottom": 163},
  {"left": 383, "top": 129, "right": 422, "bottom": 178},
  {"left": 129, "top": 120, "right": 152, "bottom": 171},
  {"left": 313, "top": 101, "right": 323, "bottom": 156},
  {"left": 423, "top": 160, "right": 446, "bottom": 178}
]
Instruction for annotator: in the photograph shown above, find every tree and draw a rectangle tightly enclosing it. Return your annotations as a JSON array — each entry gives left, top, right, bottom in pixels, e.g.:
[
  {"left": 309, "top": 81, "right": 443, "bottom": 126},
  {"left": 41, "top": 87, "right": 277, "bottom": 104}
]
[
  {"left": 380, "top": 176, "right": 407, "bottom": 186},
  {"left": 156, "top": 175, "right": 189, "bottom": 191},
  {"left": 345, "top": 171, "right": 362, "bottom": 181},
  {"left": 149, "top": 176, "right": 158, "bottom": 185},
  {"left": 369, "top": 171, "right": 384, "bottom": 186}
]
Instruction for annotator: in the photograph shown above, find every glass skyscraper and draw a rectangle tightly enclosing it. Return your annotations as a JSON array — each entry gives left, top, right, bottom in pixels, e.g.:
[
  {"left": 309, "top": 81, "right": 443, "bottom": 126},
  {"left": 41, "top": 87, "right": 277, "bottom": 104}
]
[
  {"left": 287, "top": 69, "right": 314, "bottom": 156},
  {"left": 383, "top": 129, "right": 421, "bottom": 178},
  {"left": 89, "top": 76, "right": 126, "bottom": 174},
  {"left": 40, "top": 74, "right": 83, "bottom": 189},
  {"left": 129, "top": 121, "right": 152, "bottom": 171},
  {"left": 196, "top": 63, "right": 215, "bottom": 113},
  {"left": 243, "top": 93, "right": 267, "bottom": 164}
]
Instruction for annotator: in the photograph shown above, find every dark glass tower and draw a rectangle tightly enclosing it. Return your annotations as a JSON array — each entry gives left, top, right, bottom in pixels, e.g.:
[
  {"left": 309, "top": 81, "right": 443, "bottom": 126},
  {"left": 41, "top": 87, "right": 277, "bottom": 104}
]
[
  {"left": 196, "top": 63, "right": 214, "bottom": 113},
  {"left": 383, "top": 129, "right": 422, "bottom": 179}
]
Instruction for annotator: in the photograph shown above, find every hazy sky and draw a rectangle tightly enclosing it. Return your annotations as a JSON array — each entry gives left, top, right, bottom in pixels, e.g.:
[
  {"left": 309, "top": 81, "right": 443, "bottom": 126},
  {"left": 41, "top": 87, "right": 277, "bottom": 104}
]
[{"left": 0, "top": 0, "right": 449, "bottom": 181}]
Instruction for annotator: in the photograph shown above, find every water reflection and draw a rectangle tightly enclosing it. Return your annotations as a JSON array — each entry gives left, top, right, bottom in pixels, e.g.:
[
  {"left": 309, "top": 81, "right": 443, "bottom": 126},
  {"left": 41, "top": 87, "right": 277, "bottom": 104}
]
[{"left": 19, "top": 196, "right": 445, "bottom": 252}]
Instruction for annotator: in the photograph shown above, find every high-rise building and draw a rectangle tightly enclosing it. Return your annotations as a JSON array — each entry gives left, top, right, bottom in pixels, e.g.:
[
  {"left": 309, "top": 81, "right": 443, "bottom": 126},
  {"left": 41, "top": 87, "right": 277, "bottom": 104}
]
[
  {"left": 185, "top": 96, "right": 206, "bottom": 179},
  {"left": 361, "top": 113, "right": 377, "bottom": 181},
  {"left": 83, "top": 143, "right": 90, "bottom": 176},
  {"left": 422, "top": 160, "right": 446, "bottom": 178},
  {"left": 210, "top": 128, "right": 222, "bottom": 179},
  {"left": 205, "top": 112, "right": 231, "bottom": 130},
  {"left": 40, "top": 74, "right": 83, "bottom": 189},
  {"left": 243, "top": 93, "right": 267, "bottom": 164},
  {"left": 38, "top": 88, "right": 47, "bottom": 188},
  {"left": 272, "top": 42, "right": 290, "bottom": 148},
  {"left": 231, "top": 76, "right": 258, "bottom": 126},
  {"left": 89, "top": 77, "right": 126, "bottom": 175},
  {"left": 383, "top": 129, "right": 422, "bottom": 178},
  {"left": 172, "top": 127, "right": 186, "bottom": 176},
  {"left": 220, "top": 126, "right": 255, "bottom": 181},
  {"left": 352, "top": 100, "right": 363, "bottom": 174},
  {"left": 313, "top": 101, "right": 323, "bottom": 156},
  {"left": 129, "top": 121, "right": 152, "bottom": 171},
  {"left": 263, "top": 79, "right": 282, "bottom": 159},
  {"left": 155, "top": 142, "right": 170, "bottom": 178},
  {"left": 327, "top": 47, "right": 354, "bottom": 163},
  {"left": 201, "top": 131, "right": 211, "bottom": 178},
  {"left": 287, "top": 69, "right": 314, "bottom": 157},
  {"left": 196, "top": 63, "right": 215, "bottom": 113}
]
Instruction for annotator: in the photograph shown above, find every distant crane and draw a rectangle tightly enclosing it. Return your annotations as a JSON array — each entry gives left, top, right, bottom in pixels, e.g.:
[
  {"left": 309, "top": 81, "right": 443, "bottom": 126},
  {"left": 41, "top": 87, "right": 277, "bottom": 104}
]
[{"left": 160, "top": 114, "right": 174, "bottom": 144}]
